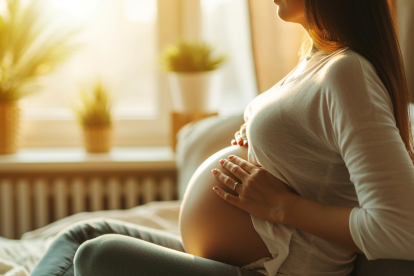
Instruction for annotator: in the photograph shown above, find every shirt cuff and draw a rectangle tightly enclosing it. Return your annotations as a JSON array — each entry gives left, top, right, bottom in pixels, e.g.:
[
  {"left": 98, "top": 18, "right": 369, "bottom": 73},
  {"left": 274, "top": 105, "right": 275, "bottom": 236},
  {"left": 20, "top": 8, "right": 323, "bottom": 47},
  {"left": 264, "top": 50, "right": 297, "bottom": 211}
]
[{"left": 349, "top": 207, "right": 375, "bottom": 260}]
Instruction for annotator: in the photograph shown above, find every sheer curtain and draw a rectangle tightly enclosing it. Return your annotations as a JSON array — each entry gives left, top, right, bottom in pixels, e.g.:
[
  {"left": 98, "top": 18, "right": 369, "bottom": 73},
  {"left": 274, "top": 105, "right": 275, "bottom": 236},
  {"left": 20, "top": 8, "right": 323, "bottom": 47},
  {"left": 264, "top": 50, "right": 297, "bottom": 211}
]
[
  {"left": 200, "top": 0, "right": 258, "bottom": 116},
  {"left": 248, "top": 0, "right": 306, "bottom": 94}
]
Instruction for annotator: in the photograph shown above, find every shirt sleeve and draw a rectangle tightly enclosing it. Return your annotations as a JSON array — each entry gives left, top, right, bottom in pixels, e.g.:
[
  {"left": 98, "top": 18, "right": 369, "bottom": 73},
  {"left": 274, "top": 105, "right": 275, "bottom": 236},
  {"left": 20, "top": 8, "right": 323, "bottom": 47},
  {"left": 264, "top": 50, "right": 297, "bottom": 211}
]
[{"left": 323, "top": 52, "right": 414, "bottom": 260}]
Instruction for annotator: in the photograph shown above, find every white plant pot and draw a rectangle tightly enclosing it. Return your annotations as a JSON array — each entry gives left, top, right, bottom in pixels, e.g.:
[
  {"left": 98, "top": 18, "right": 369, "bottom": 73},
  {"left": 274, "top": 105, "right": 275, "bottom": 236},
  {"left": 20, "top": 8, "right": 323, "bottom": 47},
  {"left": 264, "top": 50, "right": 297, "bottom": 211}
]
[{"left": 168, "top": 71, "right": 219, "bottom": 113}]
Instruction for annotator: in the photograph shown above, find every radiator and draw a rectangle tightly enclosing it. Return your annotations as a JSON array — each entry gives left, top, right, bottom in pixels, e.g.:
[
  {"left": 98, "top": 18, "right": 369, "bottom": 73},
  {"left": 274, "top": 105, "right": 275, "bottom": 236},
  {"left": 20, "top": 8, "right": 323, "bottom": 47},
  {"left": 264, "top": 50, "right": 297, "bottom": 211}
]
[{"left": 0, "top": 173, "right": 177, "bottom": 239}]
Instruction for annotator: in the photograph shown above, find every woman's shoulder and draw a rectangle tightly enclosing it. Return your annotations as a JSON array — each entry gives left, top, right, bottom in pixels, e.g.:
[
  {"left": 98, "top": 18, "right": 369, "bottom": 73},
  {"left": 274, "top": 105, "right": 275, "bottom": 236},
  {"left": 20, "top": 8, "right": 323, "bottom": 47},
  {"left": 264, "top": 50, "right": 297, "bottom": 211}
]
[
  {"left": 322, "top": 49, "right": 377, "bottom": 81},
  {"left": 319, "top": 48, "right": 392, "bottom": 112},
  {"left": 319, "top": 48, "right": 388, "bottom": 95}
]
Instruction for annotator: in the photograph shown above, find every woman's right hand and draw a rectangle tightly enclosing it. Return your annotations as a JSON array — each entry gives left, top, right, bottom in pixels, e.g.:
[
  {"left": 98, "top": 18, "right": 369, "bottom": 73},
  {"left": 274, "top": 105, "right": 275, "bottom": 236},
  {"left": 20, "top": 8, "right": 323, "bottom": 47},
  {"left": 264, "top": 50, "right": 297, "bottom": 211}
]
[{"left": 231, "top": 124, "right": 248, "bottom": 147}]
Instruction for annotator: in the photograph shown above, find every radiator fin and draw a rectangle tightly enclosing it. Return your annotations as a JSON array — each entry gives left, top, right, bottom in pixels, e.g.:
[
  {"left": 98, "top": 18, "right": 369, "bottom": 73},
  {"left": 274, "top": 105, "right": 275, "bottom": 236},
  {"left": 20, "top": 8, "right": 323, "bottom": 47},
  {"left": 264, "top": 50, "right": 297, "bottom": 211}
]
[
  {"left": 0, "top": 179, "right": 14, "bottom": 239},
  {"left": 34, "top": 178, "right": 49, "bottom": 229},
  {"left": 71, "top": 178, "right": 86, "bottom": 214},
  {"left": 16, "top": 179, "right": 31, "bottom": 238}
]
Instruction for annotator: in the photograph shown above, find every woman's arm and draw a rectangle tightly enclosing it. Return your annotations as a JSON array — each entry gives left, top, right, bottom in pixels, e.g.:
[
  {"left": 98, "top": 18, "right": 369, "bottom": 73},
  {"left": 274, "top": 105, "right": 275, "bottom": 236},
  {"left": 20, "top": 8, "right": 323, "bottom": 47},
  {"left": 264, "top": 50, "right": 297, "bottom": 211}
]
[
  {"left": 213, "top": 158, "right": 363, "bottom": 254},
  {"left": 213, "top": 53, "right": 414, "bottom": 260},
  {"left": 281, "top": 194, "right": 363, "bottom": 254}
]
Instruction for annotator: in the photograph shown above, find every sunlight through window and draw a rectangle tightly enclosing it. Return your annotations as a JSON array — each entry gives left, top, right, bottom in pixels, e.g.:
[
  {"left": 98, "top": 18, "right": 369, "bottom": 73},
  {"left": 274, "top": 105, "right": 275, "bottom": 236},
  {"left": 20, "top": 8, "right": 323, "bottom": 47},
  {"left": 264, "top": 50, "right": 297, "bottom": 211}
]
[
  {"left": 123, "top": 0, "right": 157, "bottom": 22},
  {"left": 23, "top": 0, "right": 159, "bottom": 119},
  {"left": 50, "top": 0, "right": 99, "bottom": 23}
]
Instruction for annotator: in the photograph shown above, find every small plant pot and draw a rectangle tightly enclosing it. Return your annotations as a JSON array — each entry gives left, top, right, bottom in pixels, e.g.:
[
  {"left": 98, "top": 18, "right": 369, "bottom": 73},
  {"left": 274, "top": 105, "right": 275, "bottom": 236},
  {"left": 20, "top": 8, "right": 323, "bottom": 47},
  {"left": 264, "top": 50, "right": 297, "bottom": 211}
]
[
  {"left": 167, "top": 71, "right": 220, "bottom": 113},
  {"left": 0, "top": 102, "right": 20, "bottom": 154},
  {"left": 83, "top": 126, "right": 112, "bottom": 153}
]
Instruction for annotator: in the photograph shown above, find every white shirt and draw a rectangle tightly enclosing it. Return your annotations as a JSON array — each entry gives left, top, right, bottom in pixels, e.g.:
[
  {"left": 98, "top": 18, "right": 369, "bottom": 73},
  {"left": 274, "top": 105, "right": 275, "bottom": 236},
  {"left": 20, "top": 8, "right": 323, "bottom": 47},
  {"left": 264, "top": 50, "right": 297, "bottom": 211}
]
[{"left": 243, "top": 48, "right": 414, "bottom": 276}]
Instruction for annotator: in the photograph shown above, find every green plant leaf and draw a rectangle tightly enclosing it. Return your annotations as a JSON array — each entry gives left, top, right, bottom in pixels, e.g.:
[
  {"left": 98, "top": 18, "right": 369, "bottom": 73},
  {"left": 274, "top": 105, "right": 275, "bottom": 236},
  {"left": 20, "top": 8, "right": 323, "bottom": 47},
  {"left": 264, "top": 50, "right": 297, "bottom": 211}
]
[
  {"left": 0, "top": 0, "right": 79, "bottom": 103},
  {"left": 73, "top": 80, "right": 113, "bottom": 127},
  {"left": 160, "top": 41, "right": 226, "bottom": 72}
]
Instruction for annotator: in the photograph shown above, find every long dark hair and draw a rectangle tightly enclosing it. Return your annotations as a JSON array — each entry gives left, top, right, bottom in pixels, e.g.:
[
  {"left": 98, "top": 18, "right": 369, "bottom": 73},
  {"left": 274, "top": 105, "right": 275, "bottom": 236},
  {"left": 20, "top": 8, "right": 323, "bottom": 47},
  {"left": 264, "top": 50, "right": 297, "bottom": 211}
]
[{"left": 304, "top": 0, "right": 414, "bottom": 161}]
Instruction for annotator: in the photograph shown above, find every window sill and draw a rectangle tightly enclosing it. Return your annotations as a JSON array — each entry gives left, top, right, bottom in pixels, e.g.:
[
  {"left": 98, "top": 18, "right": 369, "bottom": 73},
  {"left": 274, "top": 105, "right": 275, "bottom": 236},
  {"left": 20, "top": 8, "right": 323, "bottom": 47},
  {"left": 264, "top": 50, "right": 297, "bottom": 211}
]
[{"left": 0, "top": 147, "right": 175, "bottom": 172}]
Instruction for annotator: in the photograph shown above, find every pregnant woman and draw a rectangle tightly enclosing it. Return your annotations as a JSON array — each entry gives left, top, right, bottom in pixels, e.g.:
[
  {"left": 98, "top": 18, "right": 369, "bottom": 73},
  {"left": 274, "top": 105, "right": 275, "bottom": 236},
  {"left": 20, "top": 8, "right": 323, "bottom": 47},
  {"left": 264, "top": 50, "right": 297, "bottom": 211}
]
[{"left": 31, "top": 0, "right": 414, "bottom": 275}]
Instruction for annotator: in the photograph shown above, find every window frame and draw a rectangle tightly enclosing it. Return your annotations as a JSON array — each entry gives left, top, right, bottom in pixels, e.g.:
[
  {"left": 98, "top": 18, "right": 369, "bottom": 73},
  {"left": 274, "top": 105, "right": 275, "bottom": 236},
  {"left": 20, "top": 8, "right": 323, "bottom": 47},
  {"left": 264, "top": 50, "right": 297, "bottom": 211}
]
[{"left": 20, "top": 0, "right": 201, "bottom": 148}]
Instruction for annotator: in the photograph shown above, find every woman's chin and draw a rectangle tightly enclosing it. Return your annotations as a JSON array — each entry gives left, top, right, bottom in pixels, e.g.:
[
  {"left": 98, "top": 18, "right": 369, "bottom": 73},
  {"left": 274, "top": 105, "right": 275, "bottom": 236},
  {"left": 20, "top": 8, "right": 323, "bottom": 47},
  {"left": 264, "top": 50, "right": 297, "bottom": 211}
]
[{"left": 179, "top": 146, "right": 271, "bottom": 267}]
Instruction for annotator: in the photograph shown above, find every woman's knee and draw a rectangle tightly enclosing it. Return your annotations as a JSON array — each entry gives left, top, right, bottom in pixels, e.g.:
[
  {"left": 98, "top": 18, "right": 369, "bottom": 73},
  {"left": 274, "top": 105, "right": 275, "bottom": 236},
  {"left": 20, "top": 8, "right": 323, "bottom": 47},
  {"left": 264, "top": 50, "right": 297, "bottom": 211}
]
[
  {"left": 74, "top": 233, "right": 165, "bottom": 275},
  {"left": 74, "top": 234, "right": 121, "bottom": 276}
]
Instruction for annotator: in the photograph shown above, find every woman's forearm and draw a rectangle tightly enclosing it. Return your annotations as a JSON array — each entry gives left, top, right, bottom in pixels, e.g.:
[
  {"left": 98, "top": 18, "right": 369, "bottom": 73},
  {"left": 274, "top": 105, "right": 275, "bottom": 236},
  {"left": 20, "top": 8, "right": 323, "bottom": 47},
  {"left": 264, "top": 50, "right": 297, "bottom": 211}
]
[
  {"left": 279, "top": 194, "right": 363, "bottom": 254},
  {"left": 213, "top": 155, "right": 364, "bottom": 254}
]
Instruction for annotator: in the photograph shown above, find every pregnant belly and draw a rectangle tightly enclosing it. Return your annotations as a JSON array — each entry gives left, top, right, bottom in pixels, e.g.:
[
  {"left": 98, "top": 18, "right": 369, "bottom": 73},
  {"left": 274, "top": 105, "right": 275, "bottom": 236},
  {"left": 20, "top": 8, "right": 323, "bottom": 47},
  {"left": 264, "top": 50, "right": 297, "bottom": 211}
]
[{"left": 179, "top": 146, "right": 271, "bottom": 267}]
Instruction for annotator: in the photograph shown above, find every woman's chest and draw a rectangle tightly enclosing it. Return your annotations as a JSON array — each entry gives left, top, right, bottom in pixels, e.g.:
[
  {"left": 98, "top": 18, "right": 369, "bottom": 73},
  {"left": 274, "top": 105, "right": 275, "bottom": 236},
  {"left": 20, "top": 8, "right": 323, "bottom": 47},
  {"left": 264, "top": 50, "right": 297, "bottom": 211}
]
[
  {"left": 245, "top": 82, "right": 356, "bottom": 204},
  {"left": 245, "top": 80, "right": 324, "bottom": 151}
]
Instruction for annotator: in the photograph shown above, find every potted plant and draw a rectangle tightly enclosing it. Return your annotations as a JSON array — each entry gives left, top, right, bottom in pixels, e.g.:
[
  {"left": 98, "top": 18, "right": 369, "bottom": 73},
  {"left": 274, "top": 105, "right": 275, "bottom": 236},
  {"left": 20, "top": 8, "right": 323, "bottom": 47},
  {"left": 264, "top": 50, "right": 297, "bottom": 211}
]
[
  {"left": 0, "top": 0, "right": 77, "bottom": 154},
  {"left": 73, "top": 81, "right": 113, "bottom": 153},
  {"left": 160, "top": 41, "right": 226, "bottom": 113}
]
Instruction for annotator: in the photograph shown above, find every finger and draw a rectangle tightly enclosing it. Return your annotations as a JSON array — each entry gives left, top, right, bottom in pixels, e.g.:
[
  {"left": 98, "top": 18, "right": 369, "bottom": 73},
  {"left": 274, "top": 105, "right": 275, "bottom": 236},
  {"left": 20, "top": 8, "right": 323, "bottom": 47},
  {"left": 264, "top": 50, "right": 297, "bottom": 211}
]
[
  {"left": 234, "top": 131, "right": 240, "bottom": 141},
  {"left": 231, "top": 139, "right": 237, "bottom": 146},
  {"left": 235, "top": 133, "right": 243, "bottom": 146},
  {"left": 227, "top": 155, "right": 258, "bottom": 174},
  {"left": 212, "top": 169, "right": 244, "bottom": 195},
  {"left": 219, "top": 159, "right": 249, "bottom": 180},
  {"left": 240, "top": 126, "right": 247, "bottom": 140},
  {"left": 212, "top": 168, "right": 239, "bottom": 189},
  {"left": 213, "top": 186, "right": 241, "bottom": 207}
]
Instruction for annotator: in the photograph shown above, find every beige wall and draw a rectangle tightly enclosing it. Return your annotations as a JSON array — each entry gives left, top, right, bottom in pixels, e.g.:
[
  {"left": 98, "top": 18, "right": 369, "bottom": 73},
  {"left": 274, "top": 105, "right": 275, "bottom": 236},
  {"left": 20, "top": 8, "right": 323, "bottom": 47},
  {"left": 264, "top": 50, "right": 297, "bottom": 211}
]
[{"left": 248, "top": 0, "right": 306, "bottom": 94}]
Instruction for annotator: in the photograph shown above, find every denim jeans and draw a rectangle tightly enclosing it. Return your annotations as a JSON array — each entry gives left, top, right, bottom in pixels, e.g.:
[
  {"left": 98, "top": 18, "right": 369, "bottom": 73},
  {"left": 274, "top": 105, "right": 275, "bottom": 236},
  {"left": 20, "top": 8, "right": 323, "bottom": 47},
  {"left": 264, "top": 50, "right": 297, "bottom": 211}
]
[{"left": 30, "top": 218, "right": 264, "bottom": 276}]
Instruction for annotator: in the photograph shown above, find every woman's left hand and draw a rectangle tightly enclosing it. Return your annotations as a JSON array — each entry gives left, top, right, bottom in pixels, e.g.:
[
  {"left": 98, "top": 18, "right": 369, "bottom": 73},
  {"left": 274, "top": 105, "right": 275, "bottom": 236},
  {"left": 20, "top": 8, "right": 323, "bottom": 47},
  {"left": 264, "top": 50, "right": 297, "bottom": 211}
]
[{"left": 212, "top": 155, "right": 298, "bottom": 224}]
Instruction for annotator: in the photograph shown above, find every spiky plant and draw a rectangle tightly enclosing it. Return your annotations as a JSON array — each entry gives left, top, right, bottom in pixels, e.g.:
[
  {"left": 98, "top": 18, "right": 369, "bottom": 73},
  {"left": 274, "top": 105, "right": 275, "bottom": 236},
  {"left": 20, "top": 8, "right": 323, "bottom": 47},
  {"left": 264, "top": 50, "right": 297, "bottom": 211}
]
[
  {"left": 74, "top": 81, "right": 113, "bottom": 128},
  {"left": 0, "top": 0, "right": 78, "bottom": 103},
  {"left": 160, "top": 41, "right": 226, "bottom": 72}
]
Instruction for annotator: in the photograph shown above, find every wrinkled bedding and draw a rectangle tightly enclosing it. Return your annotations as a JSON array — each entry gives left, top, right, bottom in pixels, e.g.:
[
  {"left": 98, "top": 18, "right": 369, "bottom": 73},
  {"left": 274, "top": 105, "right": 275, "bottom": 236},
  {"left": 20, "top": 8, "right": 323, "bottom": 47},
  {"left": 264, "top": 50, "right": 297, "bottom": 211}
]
[{"left": 0, "top": 201, "right": 181, "bottom": 276}]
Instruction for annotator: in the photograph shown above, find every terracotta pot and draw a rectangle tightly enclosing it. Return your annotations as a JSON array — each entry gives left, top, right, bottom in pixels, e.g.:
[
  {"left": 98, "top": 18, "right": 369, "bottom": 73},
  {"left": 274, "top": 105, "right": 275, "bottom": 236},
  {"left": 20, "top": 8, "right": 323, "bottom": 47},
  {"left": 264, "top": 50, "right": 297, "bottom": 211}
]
[
  {"left": 167, "top": 71, "right": 220, "bottom": 113},
  {"left": 0, "top": 102, "right": 20, "bottom": 154},
  {"left": 82, "top": 126, "right": 112, "bottom": 153}
]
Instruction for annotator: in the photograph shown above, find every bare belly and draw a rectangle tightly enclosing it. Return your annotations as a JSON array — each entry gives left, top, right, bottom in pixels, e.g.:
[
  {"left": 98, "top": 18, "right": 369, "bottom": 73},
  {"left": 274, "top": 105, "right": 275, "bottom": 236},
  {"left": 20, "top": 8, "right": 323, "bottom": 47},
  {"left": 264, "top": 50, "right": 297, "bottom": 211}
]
[{"left": 179, "top": 146, "right": 271, "bottom": 267}]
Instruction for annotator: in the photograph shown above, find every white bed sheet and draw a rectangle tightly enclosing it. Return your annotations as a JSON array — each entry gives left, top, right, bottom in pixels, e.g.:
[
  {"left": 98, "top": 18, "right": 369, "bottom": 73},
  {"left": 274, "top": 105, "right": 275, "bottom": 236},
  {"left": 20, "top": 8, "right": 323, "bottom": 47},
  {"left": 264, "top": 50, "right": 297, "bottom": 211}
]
[{"left": 0, "top": 201, "right": 182, "bottom": 276}]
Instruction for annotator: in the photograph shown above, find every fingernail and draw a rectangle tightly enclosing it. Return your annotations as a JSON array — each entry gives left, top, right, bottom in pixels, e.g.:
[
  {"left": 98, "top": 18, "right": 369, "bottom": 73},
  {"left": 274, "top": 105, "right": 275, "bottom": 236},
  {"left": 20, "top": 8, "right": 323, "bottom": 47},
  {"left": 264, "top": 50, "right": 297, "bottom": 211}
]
[
  {"left": 212, "top": 169, "right": 218, "bottom": 175},
  {"left": 238, "top": 139, "right": 243, "bottom": 146},
  {"left": 219, "top": 159, "right": 224, "bottom": 165},
  {"left": 232, "top": 139, "right": 237, "bottom": 145},
  {"left": 228, "top": 155, "right": 234, "bottom": 160},
  {"left": 213, "top": 187, "right": 219, "bottom": 192},
  {"left": 244, "top": 142, "right": 248, "bottom": 147}
]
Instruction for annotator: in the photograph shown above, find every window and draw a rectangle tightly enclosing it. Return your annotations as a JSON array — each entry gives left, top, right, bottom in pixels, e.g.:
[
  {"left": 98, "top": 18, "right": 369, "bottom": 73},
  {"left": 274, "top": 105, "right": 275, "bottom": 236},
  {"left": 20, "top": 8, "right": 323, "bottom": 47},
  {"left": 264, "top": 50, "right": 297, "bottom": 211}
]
[
  {"left": 19, "top": 0, "right": 256, "bottom": 148},
  {"left": 21, "top": 0, "right": 173, "bottom": 147},
  {"left": 200, "top": 0, "right": 257, "bottom": 115},
  {"left": 23, "top": 0, "right": 159, "bottom": 118}
]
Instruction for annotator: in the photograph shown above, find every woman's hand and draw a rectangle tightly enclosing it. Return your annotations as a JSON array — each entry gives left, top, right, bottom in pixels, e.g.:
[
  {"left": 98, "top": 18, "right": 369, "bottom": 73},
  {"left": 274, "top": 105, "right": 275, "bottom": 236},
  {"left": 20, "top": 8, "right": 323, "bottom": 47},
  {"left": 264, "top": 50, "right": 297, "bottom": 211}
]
[
  {"left": 231, "top": 124, "right": 248, "bottom": 147},
  {"left": 211, "top": 155, "right": 298, "bottom": 224}
]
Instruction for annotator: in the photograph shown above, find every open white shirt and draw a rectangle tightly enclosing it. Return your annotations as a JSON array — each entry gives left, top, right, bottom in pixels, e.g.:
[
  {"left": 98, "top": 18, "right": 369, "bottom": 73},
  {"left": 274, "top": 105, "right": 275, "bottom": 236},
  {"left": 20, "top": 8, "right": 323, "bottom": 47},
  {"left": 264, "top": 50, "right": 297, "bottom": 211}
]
[{"left": 243, "top": 48, "right": 414, "bottom": 276}]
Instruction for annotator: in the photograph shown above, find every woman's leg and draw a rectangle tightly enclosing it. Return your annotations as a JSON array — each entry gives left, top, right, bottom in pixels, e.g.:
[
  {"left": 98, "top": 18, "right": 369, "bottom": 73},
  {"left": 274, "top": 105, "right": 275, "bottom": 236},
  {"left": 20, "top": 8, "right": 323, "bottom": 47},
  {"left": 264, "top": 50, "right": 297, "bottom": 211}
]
[
  {"left": 74, "top": 233, "right": 262, "bottom": 276},
  {"left": 30, "top": 218, "right": 185, "bottom": 276},
  {"left": 30, "top": 218, "right": 262, "bottom": 276}
]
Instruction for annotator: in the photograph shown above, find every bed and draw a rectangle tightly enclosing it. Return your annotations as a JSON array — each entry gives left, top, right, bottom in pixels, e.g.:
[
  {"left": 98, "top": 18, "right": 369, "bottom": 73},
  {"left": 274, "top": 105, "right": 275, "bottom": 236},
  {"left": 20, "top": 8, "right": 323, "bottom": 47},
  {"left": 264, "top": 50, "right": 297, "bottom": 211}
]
[
  {"left": 0, "top": 115, "right": 244, "bottom": 276},
  {"left": 0, "top": 201, "right": 182, "bottom": 276}
]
